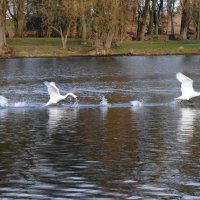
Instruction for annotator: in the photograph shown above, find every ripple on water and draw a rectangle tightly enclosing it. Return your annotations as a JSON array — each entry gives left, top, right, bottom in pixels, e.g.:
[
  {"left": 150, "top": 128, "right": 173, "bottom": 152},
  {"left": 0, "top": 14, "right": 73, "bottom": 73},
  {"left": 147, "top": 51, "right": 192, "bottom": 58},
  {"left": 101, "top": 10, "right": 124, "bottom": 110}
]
[{"left": 0, "top": 56, "right": 200, "bottom": 199}]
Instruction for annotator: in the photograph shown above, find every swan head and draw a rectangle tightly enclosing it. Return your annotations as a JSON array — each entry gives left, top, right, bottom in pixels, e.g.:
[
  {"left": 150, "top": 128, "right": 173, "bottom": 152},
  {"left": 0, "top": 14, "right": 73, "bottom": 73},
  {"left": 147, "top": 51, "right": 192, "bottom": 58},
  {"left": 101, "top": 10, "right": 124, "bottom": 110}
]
[{"left": 65, "top": 93, "right": 78, "bottom": 101}]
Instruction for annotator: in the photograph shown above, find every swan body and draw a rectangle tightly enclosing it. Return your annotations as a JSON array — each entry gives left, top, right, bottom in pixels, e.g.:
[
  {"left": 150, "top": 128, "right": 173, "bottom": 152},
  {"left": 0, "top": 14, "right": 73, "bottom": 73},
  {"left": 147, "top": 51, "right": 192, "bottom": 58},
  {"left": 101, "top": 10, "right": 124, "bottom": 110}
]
[
  {"left": 44, "top": 81, "right": 77, "bottom": 106},
  {"left": 175, "top": 72, "right": 200, "bottom": 101}
]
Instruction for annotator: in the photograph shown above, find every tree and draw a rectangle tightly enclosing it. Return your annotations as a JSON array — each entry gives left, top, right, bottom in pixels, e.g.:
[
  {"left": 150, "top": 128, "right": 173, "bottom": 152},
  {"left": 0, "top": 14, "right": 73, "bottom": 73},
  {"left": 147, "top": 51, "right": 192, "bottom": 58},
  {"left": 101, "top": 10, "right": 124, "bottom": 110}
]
[
  {"left": 167, "top": 0, "right": 176, "bottom": 35},
  {"left": 7, "top": 0, "right": 32, "bottom": 37},
  {"left": 58, "top": 0, "right": 78, "bottom": 48},
  {"left": 0, "top": 0, "right": 9, "bottom": 56},
  {"left": 180, "top": 0, "right": 190, "bottom": 40},
  {"left": 37, "top": 0, "right": 60, "bottom": 37},
  {"left": 117, "top": 0, "right": 135, "bottom": 41},
  {"left": 136, "top": 0, "right": 150, "bottom": 40},
  {"left": 191, "top": 0, "right": 200, "bottom": 40},
  {"left": 89, "top": 0, "right": 119, "bottom": 54},
  {"left": 38, "top": 0, "right": 77, "bottom": 48},
  {"left": 148, "top": 0, "right": 164, "bottom": 35},
  {"left": 79, "top": 0, "right": 96, "bottom": 44}
]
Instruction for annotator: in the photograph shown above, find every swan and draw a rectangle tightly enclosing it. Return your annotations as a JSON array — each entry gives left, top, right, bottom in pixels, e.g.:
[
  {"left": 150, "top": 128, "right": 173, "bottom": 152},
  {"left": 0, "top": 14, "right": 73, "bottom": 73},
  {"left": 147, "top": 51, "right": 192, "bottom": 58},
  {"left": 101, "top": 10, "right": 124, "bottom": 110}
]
[
  {"left": 44, "top": 81, "right": 78, "bottom": 106},
  {"left": 175, "top": 72, "right": 200, "bottom": 102}
]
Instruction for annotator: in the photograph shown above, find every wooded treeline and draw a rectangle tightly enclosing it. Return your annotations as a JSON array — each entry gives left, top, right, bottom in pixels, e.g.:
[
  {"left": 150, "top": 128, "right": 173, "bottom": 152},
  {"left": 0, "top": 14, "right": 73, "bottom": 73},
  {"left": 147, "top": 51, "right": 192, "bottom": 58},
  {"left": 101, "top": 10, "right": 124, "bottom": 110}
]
[{"left": 0, "top": 0, "right": 200, "bottom": 56}]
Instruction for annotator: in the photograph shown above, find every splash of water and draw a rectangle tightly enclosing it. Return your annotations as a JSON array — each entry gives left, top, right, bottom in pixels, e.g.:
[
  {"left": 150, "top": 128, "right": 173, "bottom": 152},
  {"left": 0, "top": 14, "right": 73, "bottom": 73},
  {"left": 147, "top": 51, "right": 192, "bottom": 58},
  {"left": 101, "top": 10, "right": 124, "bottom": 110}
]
[
  {"left": 100, "top": 96, "right": 110, "bottom": 107},
  {"left": 130, "top": 100, "right": 143, "bottom": 108},
  {"left": 0, "top": 96, "right": 8, "bottom": 107},
  {"left": 72, "top": 101, "right": 79, "bottom": 108},
  {"left": 13, "top": 101, "right": 28, "bottom": 108}
]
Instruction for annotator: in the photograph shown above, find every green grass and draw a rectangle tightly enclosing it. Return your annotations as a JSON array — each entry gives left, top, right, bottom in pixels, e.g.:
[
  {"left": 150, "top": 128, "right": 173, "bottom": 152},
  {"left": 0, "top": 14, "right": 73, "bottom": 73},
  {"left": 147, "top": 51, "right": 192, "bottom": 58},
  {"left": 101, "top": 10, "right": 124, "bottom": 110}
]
[
  {"left": 112, "top": 40, "right": 200, "bottom": 55},
  {"left": 7, "top": 37, "right": 200, "bottom": 57}
]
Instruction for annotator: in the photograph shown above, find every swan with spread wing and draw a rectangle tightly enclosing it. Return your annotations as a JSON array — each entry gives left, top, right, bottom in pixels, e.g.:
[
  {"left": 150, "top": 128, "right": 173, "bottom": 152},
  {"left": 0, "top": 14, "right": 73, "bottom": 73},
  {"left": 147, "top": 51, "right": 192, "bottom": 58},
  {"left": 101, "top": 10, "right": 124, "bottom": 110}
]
[
  {"left": 44, "top": 81, "right": 77, "bottom": 106},
  {"left": 175, "top": 72, "right": 200, "bottom": 102}
]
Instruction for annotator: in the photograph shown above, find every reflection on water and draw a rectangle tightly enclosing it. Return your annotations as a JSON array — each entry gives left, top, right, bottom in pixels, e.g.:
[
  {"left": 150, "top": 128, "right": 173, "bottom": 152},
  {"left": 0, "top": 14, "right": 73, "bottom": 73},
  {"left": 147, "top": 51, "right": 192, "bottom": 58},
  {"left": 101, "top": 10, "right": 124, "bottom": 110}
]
[
  {"left": 0, "top": 56, "right": 200, "bottom": 199},
  {"left": 48, "top": 107, "right": 78, "bottom": 131},
  {"left": 177, "top": 108, "right": 199, "bottom": 143}
]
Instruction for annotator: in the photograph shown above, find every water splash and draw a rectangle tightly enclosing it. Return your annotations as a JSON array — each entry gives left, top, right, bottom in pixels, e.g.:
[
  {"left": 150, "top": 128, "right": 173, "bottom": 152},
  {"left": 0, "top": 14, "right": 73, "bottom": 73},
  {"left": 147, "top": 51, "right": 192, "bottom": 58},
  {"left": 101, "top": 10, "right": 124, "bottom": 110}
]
[
  {"left": 130, "top": 100, "right": 143, "bottom": 108},
  {"left": 0, "top": 96, "right": 8, "bottom": 107},
  {"left": 100, "top": 96, "right": 110, "bottom": 107},
  {"left": 13, "top": 101, "right": 28, "bottom": 108},
  {"left": 71, "top": 101, "right": 79, "bottom": 108}
]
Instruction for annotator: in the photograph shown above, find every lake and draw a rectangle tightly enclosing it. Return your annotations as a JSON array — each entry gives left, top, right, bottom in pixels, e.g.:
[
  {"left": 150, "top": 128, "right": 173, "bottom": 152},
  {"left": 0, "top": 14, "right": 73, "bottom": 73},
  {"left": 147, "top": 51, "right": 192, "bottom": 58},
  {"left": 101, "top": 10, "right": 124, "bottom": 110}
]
[{"left": 0, "top": 56, "right": 200, "bottom": 199}]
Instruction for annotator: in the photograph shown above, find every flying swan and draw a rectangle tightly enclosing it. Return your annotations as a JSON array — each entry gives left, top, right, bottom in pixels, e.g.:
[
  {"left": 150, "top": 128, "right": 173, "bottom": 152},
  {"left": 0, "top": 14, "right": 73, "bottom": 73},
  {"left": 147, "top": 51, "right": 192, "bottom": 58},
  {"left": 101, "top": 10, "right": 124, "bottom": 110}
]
[
  {"left": 175, "top": 72, "right": 200, "bottom": 102},
  {"left": 44, "top": 81, "right": 78, "bottom": 106}
]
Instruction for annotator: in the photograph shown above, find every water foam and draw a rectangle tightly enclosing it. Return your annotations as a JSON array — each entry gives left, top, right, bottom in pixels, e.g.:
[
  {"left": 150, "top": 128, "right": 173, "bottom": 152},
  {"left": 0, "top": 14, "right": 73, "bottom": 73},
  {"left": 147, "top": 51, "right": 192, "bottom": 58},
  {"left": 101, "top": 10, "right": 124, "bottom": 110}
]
[
  {"left": 0, "top": 96, "right": 8, "bottom": 107},
  {"left": 130, "top": 100, "right": 143, "bottom": 108},
  {"left": 100, "top": 96, "right": 111, "bottom": 107},
  {"left": 13, "top": 102, "right": 28, "bottom": 108},
  {"left": 71, "top": 101, "right": 79, "bottom": 108}
]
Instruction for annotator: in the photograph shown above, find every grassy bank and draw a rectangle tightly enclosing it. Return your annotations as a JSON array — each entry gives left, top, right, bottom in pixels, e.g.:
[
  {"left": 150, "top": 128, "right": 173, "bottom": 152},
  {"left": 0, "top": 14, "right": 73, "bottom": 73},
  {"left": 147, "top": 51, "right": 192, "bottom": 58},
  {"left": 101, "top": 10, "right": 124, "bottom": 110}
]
[{"left": 7, "top": 37, "right": 200, "bottom": 57}]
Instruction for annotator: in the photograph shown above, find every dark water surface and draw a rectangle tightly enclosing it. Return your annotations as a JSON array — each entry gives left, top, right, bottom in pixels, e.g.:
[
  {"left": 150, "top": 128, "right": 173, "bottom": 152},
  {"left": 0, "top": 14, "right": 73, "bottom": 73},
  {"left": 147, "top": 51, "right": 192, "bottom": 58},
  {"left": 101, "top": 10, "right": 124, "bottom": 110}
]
[{"left": 0, "top": 56, "right": 200, "bottom": 199}]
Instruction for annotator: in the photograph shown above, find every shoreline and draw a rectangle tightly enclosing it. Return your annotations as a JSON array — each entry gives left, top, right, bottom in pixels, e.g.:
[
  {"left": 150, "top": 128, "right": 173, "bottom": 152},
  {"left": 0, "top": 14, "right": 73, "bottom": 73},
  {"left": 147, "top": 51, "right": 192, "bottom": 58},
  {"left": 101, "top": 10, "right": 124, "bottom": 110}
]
[
  {"left": 3, "top": 38, "right": 200, "bottom": 59},
  {"left": 7, "top": 52, "right": 200, "bottom": 59}
]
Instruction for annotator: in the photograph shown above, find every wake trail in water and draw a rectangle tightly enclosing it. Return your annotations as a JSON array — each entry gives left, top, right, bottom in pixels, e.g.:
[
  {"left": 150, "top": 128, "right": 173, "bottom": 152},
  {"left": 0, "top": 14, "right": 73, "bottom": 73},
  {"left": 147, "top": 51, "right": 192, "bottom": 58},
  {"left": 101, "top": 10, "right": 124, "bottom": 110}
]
[{"left": 0, "top": 95, "right": 182, "bottom": 110}]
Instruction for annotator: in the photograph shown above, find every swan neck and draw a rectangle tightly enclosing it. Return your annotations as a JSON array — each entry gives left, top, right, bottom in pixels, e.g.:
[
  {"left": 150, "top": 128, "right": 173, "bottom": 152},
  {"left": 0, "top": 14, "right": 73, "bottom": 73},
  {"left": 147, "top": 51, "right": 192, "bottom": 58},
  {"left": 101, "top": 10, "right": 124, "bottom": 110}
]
[{"left": 64, "top": 93, "right": 76, "bottom": 99}]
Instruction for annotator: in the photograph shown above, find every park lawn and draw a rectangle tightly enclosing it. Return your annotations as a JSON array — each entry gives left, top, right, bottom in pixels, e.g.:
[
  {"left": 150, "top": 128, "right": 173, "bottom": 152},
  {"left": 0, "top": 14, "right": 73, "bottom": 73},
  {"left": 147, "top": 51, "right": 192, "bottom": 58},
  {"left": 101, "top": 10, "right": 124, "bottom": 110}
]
[
  {"left": 7, "top": 37, "right": 94, "bottom": 57},
  {"left": 7, "top": 37, "right": 200, "bottom": 57},
  {"left": 112, "top": 40, "right": 200, "bottom": 55}
]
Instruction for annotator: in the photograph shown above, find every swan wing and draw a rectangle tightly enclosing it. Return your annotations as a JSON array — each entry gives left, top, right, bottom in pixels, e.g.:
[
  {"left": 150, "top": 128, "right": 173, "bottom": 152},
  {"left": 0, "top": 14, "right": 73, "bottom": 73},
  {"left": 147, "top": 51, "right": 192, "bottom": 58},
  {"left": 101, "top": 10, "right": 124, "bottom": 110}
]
[
  {"left": 176, "top": 72, "right": 194, "bottom": 96},
  {"left": 44, "top": 81, "right": 60, "bottom": 99}
]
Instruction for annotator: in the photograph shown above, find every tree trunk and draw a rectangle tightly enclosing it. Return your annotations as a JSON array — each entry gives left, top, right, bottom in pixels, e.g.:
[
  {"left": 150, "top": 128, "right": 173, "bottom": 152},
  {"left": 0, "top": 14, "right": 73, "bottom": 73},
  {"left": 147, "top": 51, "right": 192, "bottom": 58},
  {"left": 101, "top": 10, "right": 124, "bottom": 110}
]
[
  {"left": 148, "top": 0, "right": 154, "bottom": 35},
  {"left": 136, "top": 0, "right": 150, "bottom": 41},
  {"left": 180, "top": 0, "right": 189, "bottom": 40},
  {"left": 0, "top": 0, "right": 8, "bottom": 56},
  {"left": 155, "top": 11, "right": 159, "bottom": 35},
  {"left": 80, "top": 0, "right": 87, "bottom": 44},
  {"left": 16, "top": 17, "right": 25, "bottom": 37},
  {"left": 81, "top": 11, "right": 87, "bottom": 44},
  {"left": 47, "top": 26, "right": 52, "bottom": 37},
  {"left": 180, "top": 25, "right": 187, "bottom": 40},
  {"left": 104, "top": 29, "right": 115, "bottom": 54},
  {"left": 61, "top": 35, "right": 68, "bottom": 49},
  {"left": 167, "top": 0, "right": 175, "bottom": 35},
  {"left": 137, "top": 21, "right": 146, "bottom": 40},
  {"left": 81, "top": 14, "right": 87, "bottom": 44},
  {"left": 61, "top": 24, "right": 71, "bottom": 49},
  {"left": 170, "top": 14, "right": 174, "bottom": 34}
]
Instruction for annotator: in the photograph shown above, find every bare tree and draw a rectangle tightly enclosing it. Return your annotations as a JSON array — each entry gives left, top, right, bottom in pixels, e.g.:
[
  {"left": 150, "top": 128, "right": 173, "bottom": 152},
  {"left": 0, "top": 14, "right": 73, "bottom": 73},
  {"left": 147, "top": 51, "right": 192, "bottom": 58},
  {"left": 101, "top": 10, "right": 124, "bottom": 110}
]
[
  {"left": 38, "top": 0, "right": 60, "bottom": 37},
  {"left": 38, "top": 0, "right": 77, "bottom": 48}
]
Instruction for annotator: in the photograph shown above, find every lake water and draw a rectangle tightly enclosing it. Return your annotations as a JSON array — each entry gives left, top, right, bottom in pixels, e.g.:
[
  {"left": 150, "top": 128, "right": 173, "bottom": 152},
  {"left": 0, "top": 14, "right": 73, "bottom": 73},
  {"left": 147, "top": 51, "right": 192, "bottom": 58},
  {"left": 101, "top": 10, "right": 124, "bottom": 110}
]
[{"left": 0, "top": 56, "right": 200, "bottom": 199}]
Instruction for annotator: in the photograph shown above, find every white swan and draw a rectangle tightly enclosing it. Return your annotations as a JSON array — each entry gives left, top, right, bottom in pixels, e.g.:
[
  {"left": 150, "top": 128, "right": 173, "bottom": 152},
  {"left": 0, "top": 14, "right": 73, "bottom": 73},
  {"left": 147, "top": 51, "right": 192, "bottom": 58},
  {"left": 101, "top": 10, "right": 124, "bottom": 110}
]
[
  {"left": 175, "top": 72, "right": 200, "bottom": 101},
  {"left": 44, "top": 81, "right": 78, "bottom": 106}
]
